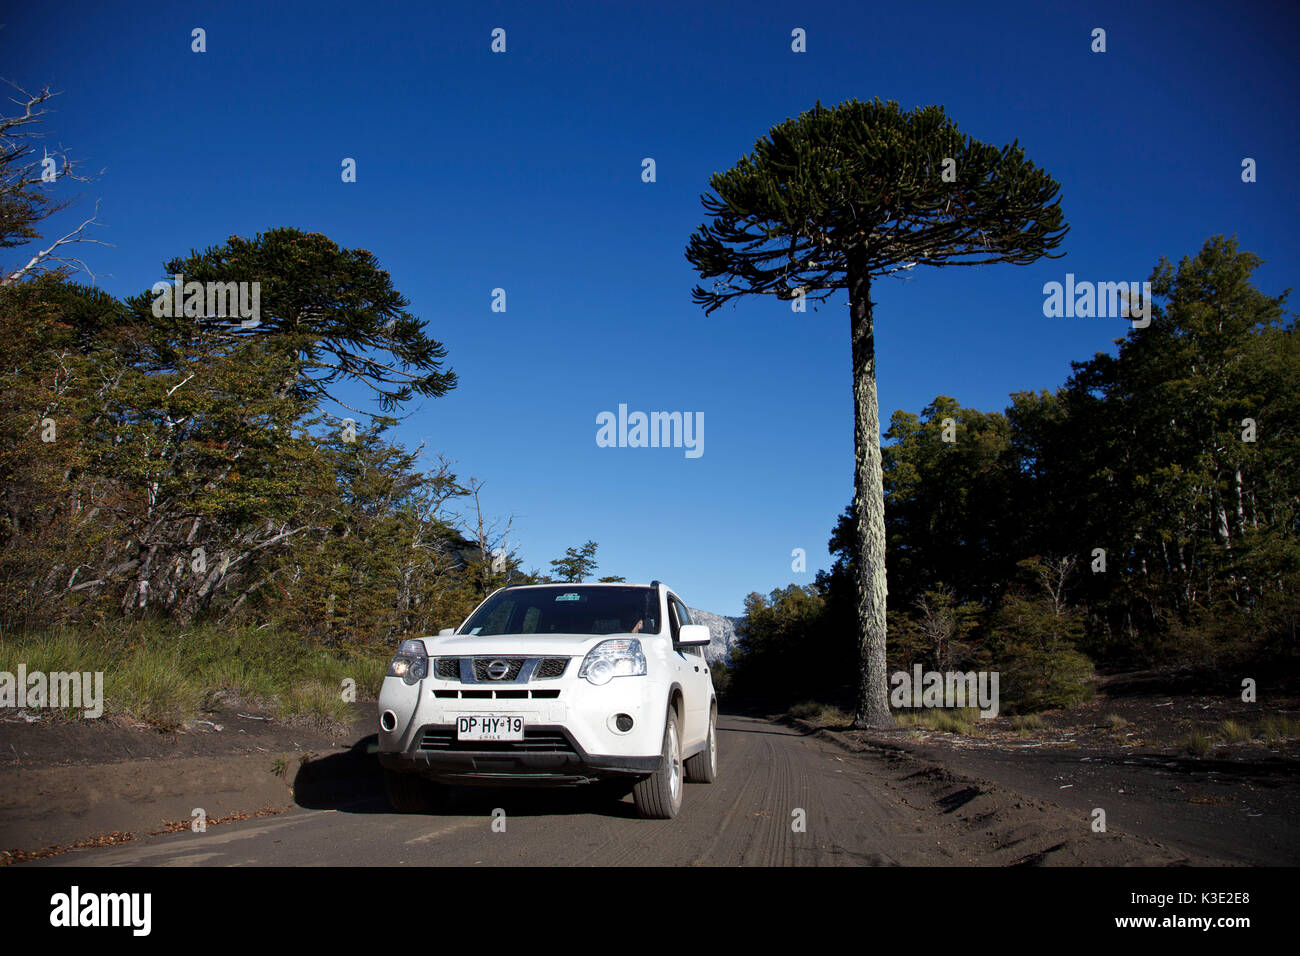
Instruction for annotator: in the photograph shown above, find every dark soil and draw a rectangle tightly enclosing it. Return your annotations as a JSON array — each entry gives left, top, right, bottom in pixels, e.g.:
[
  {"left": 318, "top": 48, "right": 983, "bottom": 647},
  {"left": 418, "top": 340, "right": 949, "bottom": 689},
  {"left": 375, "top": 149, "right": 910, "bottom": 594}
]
[
  {"left": 0, "top": 700, "right": 371, "bottom": 862},
  {"left": 814, "top": 669, "right": 1300, "bottom": 865}
]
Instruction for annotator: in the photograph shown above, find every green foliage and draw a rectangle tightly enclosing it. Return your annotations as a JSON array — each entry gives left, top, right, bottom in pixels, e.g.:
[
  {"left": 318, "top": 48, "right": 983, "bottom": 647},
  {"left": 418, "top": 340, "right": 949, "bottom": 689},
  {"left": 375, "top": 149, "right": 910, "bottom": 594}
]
[
  {"left": 1163, "top": 574, "right": 1300, "bottom": 670},
  {"left": 730, "top": 584, "right": 854, "bottom": 707},
  {"left": 127, "top": 227, "right": 457, "bottom": 414},
  {"left": 0, "top": 232, "right": 518, "bottom": 650},
  {"left": 549, "top": 540, "right": 601, "bottom": 583},
  {"left": 1043, "top": 236, "right": 1298, "bottom": 662},
  {"left": 888, "top": 585, "right": 985, "bottom": 673},
  {"left": 814, "top": 235, "right": 1299, "bottom": 678},
  {"left": 988, "top": 559, "right": 1094, "bottom": 713},
  {"left": 882, "top": 399, "right": 1020, "bottom": 607},
  {"left": 277, "top": 681, "right": 354, "bottom": 728},
  {"left": 0, "top": 622, "right": 389, "bottom": 730},
  {"left": 708, "top": 659, "right": 732, "bottom": 698},
  {"left": 686, "top": 98, "right": 1068, "bottom": 312}
]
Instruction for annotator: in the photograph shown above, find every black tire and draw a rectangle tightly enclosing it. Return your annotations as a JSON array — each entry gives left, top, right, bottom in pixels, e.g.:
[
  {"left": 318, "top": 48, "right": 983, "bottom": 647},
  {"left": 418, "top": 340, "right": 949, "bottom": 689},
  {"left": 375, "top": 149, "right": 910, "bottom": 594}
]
[
  {"left": 684, "top": 705, "right": 718, "bottom": 783},
  {"left": 383, "top": 769, "right": 443, "bottom": 813},
  {"left": 633, "top": 707, "right": 684, "bottom": 819}
]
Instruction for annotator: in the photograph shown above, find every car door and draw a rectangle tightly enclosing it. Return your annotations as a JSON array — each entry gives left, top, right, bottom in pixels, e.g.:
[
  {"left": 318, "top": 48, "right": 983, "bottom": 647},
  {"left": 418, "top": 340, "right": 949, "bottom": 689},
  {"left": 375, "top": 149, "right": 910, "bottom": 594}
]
[{"left": 669, "top": 595, "right": 709, "bottom": 748}]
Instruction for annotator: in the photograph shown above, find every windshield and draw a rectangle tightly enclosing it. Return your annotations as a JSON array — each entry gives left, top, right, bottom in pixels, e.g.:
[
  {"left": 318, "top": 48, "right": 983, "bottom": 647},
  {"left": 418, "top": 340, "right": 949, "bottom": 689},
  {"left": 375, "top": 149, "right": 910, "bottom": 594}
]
[{"left": 459, "top": 586, "right": 661, "bottom": 636}]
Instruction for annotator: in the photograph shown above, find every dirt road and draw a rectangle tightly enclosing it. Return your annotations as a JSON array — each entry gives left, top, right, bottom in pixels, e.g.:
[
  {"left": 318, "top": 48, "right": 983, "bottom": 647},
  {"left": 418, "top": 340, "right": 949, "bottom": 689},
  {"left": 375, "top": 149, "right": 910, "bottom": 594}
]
[{"left": 12, "top": 714, "right": 1206, "bottom": 866}]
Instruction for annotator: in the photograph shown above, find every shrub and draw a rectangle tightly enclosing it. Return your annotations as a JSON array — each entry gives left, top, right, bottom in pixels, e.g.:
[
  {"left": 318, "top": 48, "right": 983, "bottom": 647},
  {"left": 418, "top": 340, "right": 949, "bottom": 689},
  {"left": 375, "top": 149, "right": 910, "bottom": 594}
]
[{"left": 988, "top": 573, "right": 1095, "bottom": 714}]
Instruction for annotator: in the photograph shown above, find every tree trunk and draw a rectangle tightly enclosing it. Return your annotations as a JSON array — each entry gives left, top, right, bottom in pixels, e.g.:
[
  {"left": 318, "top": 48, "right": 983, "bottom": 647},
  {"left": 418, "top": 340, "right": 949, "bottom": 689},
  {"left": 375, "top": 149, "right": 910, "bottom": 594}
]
[{"left": 848, "top": 246, "right": 892, "bottom": 728}]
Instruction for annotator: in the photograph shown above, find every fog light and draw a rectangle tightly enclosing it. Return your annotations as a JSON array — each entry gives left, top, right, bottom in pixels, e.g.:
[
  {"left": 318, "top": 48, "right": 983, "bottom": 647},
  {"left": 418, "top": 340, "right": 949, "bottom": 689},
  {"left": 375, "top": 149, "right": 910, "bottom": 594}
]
[
  {"left": 615, "top": 713, "right": 634, "bottom": 732},
  {"left": 380, "top": 710, "right": 397, "bottom": 732}
]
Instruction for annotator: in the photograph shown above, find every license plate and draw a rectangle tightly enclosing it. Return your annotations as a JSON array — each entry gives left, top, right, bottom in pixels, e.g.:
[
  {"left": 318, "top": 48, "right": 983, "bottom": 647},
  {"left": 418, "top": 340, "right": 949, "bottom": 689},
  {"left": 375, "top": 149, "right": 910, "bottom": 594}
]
[{"left": 456, "top": 715, "right": 524, "bottom": 741}]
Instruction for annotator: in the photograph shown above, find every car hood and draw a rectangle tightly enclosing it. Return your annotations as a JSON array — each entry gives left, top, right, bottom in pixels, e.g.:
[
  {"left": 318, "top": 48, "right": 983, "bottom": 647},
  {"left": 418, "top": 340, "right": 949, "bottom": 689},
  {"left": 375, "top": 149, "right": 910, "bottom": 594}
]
[{"left": 420, "top": 632, "right": 648, "bottom": 657}]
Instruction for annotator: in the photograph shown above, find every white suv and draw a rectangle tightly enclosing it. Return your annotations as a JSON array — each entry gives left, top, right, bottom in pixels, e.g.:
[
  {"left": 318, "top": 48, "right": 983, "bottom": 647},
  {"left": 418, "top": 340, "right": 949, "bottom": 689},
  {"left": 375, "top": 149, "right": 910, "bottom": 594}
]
[{"left": 377, "top": 581, "right": 718, "bottom": 818}]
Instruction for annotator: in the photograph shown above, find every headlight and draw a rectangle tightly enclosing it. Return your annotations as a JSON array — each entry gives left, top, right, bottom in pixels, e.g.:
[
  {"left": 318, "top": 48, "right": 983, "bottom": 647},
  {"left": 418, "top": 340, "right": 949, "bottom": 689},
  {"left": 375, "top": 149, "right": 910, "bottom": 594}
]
[
  {"left": 578, "top": 638, "right": 647, "bottom": 685},
  {"left": 386, "top": 639, "right": 428, "bottom": 685}
]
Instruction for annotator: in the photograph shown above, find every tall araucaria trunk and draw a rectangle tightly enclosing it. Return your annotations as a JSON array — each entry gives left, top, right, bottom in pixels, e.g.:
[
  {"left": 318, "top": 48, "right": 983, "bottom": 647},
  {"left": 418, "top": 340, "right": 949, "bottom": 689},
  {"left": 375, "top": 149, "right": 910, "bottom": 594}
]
[{"left": 848, "top": 244, "right": 892, "bottom": 728}]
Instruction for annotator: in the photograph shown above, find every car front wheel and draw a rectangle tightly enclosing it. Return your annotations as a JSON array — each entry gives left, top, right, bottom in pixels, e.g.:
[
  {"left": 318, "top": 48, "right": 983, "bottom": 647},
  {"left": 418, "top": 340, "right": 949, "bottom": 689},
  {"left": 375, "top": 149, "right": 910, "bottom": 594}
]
[{"left": 632, "top": 707, "right": 683, "bottom": 819}]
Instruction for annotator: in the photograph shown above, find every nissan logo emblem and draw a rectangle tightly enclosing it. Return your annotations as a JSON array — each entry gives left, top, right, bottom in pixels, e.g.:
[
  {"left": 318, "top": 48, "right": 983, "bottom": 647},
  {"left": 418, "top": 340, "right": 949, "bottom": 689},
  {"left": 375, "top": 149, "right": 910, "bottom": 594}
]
[{"left": 486, "top": 660, "right": 511, "bottom": 681}]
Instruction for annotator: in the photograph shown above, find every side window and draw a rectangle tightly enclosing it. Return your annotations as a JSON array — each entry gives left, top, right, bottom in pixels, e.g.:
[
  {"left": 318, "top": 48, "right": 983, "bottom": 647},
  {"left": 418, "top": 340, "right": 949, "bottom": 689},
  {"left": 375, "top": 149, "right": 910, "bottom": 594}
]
[
  {"left": 669, "top": 596, "right": 694, "bottom": 643},
  {"left": 675, "top": 600, "right": 692, "bottom": 626},
  {"left": 675, "top": 600, "right": 705, "bottom": 656}
]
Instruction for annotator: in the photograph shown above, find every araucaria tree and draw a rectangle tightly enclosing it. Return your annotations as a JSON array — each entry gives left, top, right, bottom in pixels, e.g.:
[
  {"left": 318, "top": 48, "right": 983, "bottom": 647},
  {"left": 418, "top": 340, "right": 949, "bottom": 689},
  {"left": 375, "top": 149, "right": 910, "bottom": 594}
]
[
  {"left": 136, "top": 228, "right": 458, "bottom": 419},
  {"left": 686, "top": 99, "right": 1069, "bottom": 726}
]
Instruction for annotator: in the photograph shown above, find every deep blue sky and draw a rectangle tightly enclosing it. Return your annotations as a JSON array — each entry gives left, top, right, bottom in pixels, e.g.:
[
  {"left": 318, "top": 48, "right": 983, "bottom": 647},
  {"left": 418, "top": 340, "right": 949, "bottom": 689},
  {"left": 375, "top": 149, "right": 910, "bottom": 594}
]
[{"left": 6, "top": 1, "right": 1298, "bottom": 615}]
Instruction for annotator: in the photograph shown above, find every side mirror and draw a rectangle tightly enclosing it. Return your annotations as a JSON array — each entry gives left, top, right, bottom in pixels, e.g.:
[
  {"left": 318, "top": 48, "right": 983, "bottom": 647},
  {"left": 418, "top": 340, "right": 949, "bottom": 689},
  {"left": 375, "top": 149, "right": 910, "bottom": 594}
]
[
  {"left": 675, "top": 624, "right": 711, "bottom": 647},
  {"left": 438, "top": 628, "right": 455, "bottom": 636}
]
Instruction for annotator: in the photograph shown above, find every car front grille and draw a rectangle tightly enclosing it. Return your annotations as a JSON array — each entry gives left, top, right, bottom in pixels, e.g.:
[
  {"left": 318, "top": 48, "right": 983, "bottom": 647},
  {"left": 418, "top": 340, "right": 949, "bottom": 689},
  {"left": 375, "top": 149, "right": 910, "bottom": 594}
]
[
  {"left": 417, "top": 725, "right": 578, "bottom": 754},
  {"left": 534, "top": 658, "right": 568, "bottom": 679},
  {"left": 430, "top": 656, "right": 570, "bottom": 684},
  {"left": 473, "top": 657, "right": 526, "bottom": 681}
]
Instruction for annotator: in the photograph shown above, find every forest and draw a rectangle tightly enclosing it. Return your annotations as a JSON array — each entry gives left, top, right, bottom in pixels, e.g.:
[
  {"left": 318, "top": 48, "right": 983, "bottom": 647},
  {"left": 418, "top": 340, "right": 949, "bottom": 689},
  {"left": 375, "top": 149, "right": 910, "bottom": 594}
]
[{"left": 728, "top": 235, "right": 1299, "bottom": 713}]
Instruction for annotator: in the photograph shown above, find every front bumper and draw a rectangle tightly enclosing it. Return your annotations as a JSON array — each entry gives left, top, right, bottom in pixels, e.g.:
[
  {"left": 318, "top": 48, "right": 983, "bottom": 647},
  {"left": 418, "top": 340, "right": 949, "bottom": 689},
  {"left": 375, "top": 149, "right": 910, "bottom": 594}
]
[
  {"left": 381, "top": 723, "right": 660, "bottom": 785},
  {"left": 377, "top": 668, "right": 669, "bottom": 780}
]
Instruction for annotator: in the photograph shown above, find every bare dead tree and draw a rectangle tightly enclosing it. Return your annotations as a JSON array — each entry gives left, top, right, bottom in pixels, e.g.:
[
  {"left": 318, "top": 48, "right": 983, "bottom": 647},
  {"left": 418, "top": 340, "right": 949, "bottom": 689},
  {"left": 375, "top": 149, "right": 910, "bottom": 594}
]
[
  {"left": 0, "top": 81, "right": 109, "bottom": 286},
  {"left": 463, "top": 478, "right": 516, "bottom": 572},
  {"left": 1034, "top": 555, "right": 1077, "bottom": 619}
]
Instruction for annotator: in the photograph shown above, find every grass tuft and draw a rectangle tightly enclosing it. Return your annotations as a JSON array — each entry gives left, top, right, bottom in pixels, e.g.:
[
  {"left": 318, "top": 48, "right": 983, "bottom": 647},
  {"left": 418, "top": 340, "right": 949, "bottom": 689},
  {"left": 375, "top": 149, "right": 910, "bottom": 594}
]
[
  {"left": 1256, "top": 714, "right": 1300, "bottom": 744},
  {"left": 1215, "top": 719, "right": 1252, "bottom": 744},
  {"left": 0, "top": 622, "right": 390, "bottom": 732},
  {"left": 893, "top": 707, "right": 983, "bottom": 734},
  {"left": 786, "top": 701, "right": 854, "bottom": 727}
]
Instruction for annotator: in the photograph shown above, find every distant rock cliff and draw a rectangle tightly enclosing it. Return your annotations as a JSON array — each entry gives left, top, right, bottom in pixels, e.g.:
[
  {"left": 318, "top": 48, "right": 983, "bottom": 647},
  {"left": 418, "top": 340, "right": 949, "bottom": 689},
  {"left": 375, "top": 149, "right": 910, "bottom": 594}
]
[{"left": 687, "top": 608, "right": 741, "bottom": 665}]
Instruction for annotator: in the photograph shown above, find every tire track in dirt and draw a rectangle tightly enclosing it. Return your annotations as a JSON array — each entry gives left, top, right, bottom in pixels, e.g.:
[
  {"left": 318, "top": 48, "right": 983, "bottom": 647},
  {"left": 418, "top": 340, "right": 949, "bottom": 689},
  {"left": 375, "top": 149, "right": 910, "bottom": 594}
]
[{"left": 18, "top": 714, "right": 1213, "bottom": 866}]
